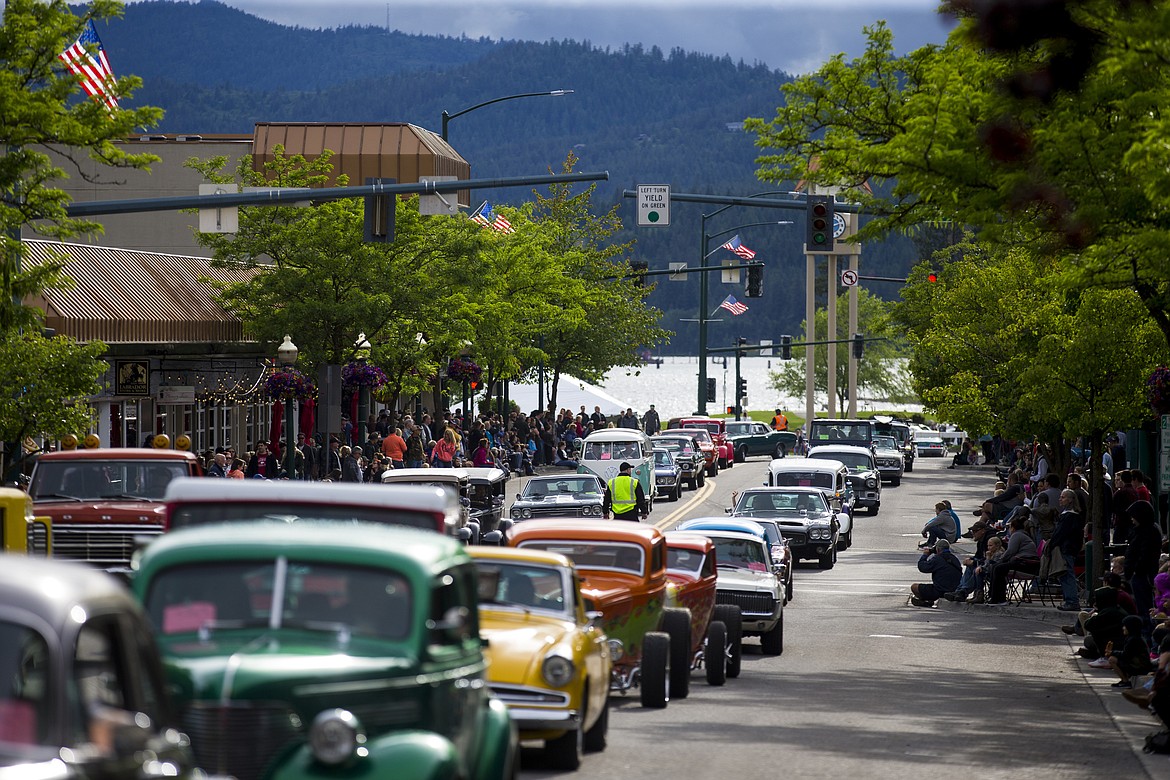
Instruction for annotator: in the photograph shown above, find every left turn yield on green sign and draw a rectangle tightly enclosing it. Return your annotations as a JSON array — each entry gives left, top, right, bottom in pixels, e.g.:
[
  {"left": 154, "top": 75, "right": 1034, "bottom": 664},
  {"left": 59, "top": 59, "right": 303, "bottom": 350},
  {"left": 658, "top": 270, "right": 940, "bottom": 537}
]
[{"left": 636, "top": 184, "right": 670, "bottom": 227}]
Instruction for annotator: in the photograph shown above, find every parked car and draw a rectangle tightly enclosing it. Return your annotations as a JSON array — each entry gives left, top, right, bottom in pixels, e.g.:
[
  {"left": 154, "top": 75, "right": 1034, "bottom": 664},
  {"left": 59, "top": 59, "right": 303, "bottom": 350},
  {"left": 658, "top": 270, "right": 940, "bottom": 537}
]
[
  {"left": 807, "top": 444, "right": 883, "bottom": 516},
  {"left": 663, "top": 532, "right": 738, "bottom": 684},
  {"left": 509, "top": 474, "right": 606, "bottom": 521},
  {"left": 508, "top": 519, "right": 690, "bottom": 707},
  {"left": 0, "top": 555, "right": 196, "bottom": 779},
  {"left": 0, "top": 487, "right": 50, "bottom": 556},
  {"left": 767, "top": 458, "right": 856, "bottom": 549},
  {"left": 873, "top": 416, "right": 915, "bottom": 473},
  {"left": 666, "top": 428, "right": 720, "bottom": 478},
  {"left": 469, "top": 546, "right": 611, "bottom": 771},
  {"left": 459, "top": 466, "right": 510, "bottom": 536},
  {"left": 724, "top": 420, "right": 799, "bottom": 461},
  {"left": 651, "top": 435, "right": 706, "bottom": 490},
  {"left": 667, "top": 417, "right": 735, "bottom": 469},
  {"left": 872, "top": 434, "right": 905, "bottom": 486},
  {"left": 133, "top": 522, "right": 519, "bottom": 780},
  {"left": 653, "top": 448, "right": 684, "bottom": 501},
  {"left": 915, "top": 431, "right": 948, "bottom": 457},
  {"left": 379, "top": 467, "right": 476, "bottom": 540},
  {"left": 725, "top": 487, "right": 842, "bottom": 568},
  {"left": 164, "top": 477, "right": 463, "bottom": 536},
  {"left": 28, "top": 447, "right": 202, "bottom": 575},
  {"left": 673, "top": 519, "right": 786, "bottom": 657}
]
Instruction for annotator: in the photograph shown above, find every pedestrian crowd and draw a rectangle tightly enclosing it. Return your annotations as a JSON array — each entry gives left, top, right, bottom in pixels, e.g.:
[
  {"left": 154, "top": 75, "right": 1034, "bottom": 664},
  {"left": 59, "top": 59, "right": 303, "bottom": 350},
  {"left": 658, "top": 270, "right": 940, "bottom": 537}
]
[{"left": 908, "top": 432, "right": 1170, "bottom": 748}]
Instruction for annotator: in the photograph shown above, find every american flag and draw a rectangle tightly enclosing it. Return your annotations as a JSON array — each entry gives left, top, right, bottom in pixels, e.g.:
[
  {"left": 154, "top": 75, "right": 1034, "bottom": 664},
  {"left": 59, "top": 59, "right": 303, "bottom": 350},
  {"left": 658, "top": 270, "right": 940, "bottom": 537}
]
[
  {"left": 721, "top": 235, "right": 757, "bottom": 260},
  {"left": 719, "top": 295, "right": 749, "bottom": 316},
  {"left": 470, "top": 201, "right": 515, "bottom": 233},
  {"left": 59, "top": 20, "right": 119, "bottom": 111}
]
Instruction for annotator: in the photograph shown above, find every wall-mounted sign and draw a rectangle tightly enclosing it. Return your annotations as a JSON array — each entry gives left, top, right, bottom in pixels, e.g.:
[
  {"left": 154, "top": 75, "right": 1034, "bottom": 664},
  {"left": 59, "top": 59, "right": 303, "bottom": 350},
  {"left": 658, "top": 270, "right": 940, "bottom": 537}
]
[{"left": 115, "top": 360, "right": 149, "bottom": 396}]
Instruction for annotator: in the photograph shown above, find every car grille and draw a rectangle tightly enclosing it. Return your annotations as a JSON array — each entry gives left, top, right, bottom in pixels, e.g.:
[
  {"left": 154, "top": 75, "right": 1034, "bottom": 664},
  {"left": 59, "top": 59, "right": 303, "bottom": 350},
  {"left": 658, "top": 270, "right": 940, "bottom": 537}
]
[
  {"left": 782, "top": 532, "right": 807, "bottom": 547},
  {"left": 27, "top": 522, "right": 49, "bottom": 556},
  {"left": 490, "top": 685, "right": 570, "bottom": 706},
  {"left": 716, "top": 590, "right": 776, "bottom": 618},
  {"left": 877, "top": 458, "right": 899, "bottom": 467},
  {"left": 183, "top": 701, "right": 302, "bottom": 780},
  {"left": 51, "top": 523, "right": 163, "bottom": 568},
  {"left": 523, "top": 506, "right": 599, "bottom": 519}
]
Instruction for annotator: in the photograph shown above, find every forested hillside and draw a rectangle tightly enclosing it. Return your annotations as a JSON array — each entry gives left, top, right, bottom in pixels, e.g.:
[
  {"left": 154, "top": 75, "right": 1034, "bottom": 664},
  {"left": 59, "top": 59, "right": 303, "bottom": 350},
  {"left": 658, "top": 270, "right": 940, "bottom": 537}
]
[{"left": 96, "top": 1, "right": 918, "bottom": 352}]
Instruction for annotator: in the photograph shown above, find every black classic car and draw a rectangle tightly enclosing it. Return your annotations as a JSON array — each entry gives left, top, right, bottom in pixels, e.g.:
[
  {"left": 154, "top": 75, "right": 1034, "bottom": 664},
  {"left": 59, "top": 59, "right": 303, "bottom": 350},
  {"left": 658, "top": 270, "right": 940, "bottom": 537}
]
[
  {"left": 653, "top": 447, "right": 684, "bottom": 501},
  {"left": 651, "top": 434, "right": 706, "bottom": 490},
  {"left": 509, "top": 474, "right": 607, "bottom": 520},
  {"left": 0, "top": 555, "right": 196, "bottom": 780}
]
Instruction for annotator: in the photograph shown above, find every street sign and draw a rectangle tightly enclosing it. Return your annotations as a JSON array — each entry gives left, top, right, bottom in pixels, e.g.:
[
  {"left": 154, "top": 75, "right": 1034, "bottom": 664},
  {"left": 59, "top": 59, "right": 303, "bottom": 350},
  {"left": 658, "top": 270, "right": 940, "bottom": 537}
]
[
  {"left": 840, "top": 269, "right": 859, "bottom": 287},
  {"left": 668, "top": 262, "right": 687, "bottom": 280},
  {"left": 636, "top": 184, "right": 670, "bottom": 227},
  {"left": 158, "top": 386, "right": 196, "bottom": 405}
]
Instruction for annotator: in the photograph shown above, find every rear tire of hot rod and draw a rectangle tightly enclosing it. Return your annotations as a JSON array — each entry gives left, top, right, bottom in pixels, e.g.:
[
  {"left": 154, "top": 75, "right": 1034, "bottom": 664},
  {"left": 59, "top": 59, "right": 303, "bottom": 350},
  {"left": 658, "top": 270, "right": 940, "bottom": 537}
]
[
  {"left": 705, "top": 620, "right": 727, "bottom": 686},
  {"left": 662, "top": 607, "right": 692, "bottom": 700},
  {"left": 713, "top": 604, "right": 743, "bottom": 679},
  {"left": 640, "top": 631, "right": 670, "bottom": 709}
]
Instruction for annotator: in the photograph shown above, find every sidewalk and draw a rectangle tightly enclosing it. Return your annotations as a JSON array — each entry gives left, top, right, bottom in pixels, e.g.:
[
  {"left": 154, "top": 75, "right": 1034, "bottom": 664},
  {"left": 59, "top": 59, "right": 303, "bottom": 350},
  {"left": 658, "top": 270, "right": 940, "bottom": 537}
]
[{"left": 937, "top": 597, "right": 1169, "bottom": 776}]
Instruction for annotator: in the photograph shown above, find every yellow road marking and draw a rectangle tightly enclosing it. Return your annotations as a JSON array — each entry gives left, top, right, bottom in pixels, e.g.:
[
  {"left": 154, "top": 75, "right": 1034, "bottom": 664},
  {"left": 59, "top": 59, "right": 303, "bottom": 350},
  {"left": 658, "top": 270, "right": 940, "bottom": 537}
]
[{"left": 654, "top": 477, "right": 717, "bottom": 531}]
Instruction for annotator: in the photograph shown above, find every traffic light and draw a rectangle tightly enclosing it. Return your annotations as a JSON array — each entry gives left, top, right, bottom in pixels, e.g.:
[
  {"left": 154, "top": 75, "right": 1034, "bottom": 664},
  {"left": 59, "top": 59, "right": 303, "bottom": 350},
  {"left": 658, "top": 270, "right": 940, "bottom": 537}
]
[
  {"left": 927, "top": 271, "right": 938, "bottom": 283},
  {"left": 806, "top": 195, "right": 834, "bottom": 253},
  {"left": 780, "top": 334, "right": 792, "bottom": 360},
  {"left": 737, "top": 377, "right": 748, "bottom": 401},
  {"left": 364, "top": 177, "right": 396, "bottom": 243},
  {"left": 852, "top": 333, "right": 865, "bottom": 360},
  {"left": 706, "top": 377, "right": 717, "bottom": 403},
  {"left": 745, "top": 263, "right": 764, "bottom": 297},
  {"left": 631, "top": 260, "right": 649, "bottom": 287}
]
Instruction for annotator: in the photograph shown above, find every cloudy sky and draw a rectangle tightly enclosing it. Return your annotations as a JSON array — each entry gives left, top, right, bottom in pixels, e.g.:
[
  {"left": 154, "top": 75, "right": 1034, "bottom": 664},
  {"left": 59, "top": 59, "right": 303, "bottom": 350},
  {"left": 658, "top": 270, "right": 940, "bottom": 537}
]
[{"left": 195, "top": 0, "right": 958, "bottom": 74}]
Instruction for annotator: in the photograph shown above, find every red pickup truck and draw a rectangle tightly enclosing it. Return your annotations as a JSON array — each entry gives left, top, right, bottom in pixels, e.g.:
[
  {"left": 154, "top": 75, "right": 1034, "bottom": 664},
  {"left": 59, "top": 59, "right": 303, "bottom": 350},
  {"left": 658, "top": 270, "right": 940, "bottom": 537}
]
[{"left": 28, "top": 448, "right": 202, "bottom": 574}]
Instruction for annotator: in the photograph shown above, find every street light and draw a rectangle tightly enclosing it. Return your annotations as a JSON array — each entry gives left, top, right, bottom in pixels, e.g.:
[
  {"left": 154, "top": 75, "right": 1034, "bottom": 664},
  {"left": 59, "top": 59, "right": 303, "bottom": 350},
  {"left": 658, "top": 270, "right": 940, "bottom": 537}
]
[
  {"left": 414, "top": 333, "right": 427, "bottom": 422},
  {"left": 355, "top": 332, "right": 372, "bottom": 438},
  {"left": 695, "top": 199, "right": 794, "bottom": 414},
  {"left": 441, "top": 90, "right": 573, "bottom": 142},
  {"left": 277, "top": 335, "right": 299, "bottom": 479}
]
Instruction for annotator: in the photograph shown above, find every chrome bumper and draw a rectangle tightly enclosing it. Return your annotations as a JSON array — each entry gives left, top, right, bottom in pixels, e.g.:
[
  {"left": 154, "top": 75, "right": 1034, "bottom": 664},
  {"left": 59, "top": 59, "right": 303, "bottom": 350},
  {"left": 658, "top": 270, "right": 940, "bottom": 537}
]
[{"left": 507, "top": 708, "right": 580, "bottom": 732}]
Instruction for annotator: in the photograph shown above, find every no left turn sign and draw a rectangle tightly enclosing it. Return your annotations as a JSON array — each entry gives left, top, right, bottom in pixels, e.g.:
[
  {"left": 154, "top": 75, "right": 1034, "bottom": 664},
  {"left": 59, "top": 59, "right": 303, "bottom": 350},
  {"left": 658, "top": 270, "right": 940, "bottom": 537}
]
[{"left": 840, "top": 269, "right": 859, "bottom": 287}]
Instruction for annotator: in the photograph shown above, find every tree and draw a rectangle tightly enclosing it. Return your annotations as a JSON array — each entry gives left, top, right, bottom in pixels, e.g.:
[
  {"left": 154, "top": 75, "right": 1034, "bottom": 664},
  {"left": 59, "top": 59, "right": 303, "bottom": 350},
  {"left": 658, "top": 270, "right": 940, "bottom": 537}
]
[
  {"left": 530, "top": 152, "right": 671, "bottom": 409},
  {"left": 769, "top": 288, "right": 912, "bottom": 409}
]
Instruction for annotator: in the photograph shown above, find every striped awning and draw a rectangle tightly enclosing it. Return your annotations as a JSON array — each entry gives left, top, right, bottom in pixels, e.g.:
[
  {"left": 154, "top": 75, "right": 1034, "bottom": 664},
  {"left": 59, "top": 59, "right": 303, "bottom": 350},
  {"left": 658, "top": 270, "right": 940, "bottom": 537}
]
[{"left": 22, "top": 239, "right": 256, "bottom": 344}]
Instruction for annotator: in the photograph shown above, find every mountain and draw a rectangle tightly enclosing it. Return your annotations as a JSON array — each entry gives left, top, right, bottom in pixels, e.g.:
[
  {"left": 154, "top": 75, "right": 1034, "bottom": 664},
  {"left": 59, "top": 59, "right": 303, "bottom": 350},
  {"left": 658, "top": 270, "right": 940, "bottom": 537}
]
[{"left": 95, "top": 1, "right": 918, "bottom": 353}]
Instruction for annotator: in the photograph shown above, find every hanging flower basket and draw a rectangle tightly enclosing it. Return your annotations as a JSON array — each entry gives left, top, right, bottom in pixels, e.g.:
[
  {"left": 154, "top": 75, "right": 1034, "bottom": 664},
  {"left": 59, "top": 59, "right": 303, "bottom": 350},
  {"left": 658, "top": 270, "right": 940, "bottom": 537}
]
[
  {"left": 447, "top": 356, "right": 482, "bottom": 383},
  {"left": 342, "top": 361, "right": 388, "bottom": 389},
  {"left": 263, "top": 367, "right": 316, "bottom": 401},
  {"left": 1148, "top": 366, "right": 1170, "bottom": 414}
]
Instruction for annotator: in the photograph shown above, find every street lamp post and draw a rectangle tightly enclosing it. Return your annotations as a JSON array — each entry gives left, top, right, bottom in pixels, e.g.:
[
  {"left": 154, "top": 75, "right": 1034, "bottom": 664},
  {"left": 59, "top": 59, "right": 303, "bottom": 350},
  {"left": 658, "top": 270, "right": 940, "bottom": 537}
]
[
  {"left": 441, "top": 90, "right": 573, "bottom": 142},
  {"left": 696, "top": 214, "right": 793, "bottom": 414},
  {"left": 277, "top": 335, "right": 299, "bottom": 479},
  {"left": 354, "top": 333, "right": 372, "bottom": 439}
]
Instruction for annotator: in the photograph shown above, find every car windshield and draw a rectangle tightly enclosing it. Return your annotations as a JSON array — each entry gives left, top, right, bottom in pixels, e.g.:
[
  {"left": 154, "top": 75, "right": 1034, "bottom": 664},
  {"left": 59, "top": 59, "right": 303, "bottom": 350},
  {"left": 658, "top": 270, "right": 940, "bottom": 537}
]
[
  {"left": 144, "top": 559, "right": 412, "bottom": 640},
  {"left": 874, "top": 436, "right": 898, "bottom": 449},
  {"left": 810, "top": 452, "right": 873, "bottom": 471},
  {"left": 32, "top": 460, "right": 189, "bottom": 501},
  {"left": 518, "top": 541, "right": 645, "bottom": 577},
  {"left": 521, "top": 477, "right": 602, "bottom": 499},
  {"left": 710, "top": 537, "right": 769, "bottom": 571},
  {"left": 0, "top": 621, "right": 51, "bottom": 747},
  {"left": 919, "top": 435, "right": 943, "bottom": 443},
  {"left": 684, "top": 423, "right": 721, "bottom": 436},
  {"left": 724, "top": 423, "right": 752, "bottom": 436},
  {"left": 735, "top": 491, "right": 828, "bottom": 516},
  {"left": 809, "top": 422, "right": 870, "bottom": 443},
  {"left": 475, "top": 561, "right": 571, "bottom": 616},
  {"left": 583, "top": 441, "right": 644, "bottom": 461},
  {"left": 655, "top": 439, "right": 693, "bottom": 454},
  {"left": 653, "top": 451, "right": 675, "bottom": 467},
  {"left": 772, "top": 471, "right": 834, "bottom": 489},
  {"left": 666, "top": 546, "right": 705, "bottom": 575},
  {"left": 682, "top": 429, "right": 713, "bottom": 445},
  {"left": 169, "top": 502, "right": 441, "bottom": 532}
]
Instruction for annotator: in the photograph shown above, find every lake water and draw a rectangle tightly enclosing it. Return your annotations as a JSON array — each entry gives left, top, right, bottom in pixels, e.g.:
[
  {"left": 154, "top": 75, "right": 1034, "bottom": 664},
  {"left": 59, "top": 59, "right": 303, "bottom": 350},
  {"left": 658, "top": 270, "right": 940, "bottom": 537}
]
[{"left": 509, "top": 355, "right": 920, "bottom": 422}]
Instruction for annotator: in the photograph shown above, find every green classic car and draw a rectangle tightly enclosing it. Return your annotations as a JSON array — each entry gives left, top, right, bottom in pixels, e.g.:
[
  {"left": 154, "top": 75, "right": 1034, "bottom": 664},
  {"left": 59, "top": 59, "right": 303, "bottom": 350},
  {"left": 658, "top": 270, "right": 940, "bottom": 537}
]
[
  {"left": 132, "top": 522, "right": 518, "bottom": 780},
  {"left": 724, "top": 421, "right": 799, "bottom": 462}
]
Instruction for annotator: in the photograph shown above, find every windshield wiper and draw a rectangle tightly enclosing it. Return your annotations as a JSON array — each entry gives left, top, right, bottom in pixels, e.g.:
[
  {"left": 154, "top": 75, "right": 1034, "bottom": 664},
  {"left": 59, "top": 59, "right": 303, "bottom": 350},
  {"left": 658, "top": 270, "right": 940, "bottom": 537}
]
[
  {"left": 33, "top": 492, "right": 83, "bottom": 501},
  {"left": 102, "top": 493, "right": 159, "bottom": 501}
]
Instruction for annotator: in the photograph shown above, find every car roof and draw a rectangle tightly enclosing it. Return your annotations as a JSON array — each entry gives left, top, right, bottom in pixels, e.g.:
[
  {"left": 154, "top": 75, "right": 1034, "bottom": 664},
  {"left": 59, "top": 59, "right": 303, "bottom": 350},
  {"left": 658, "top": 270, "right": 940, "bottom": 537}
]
[
  {"left": 742, "top": 485, "right": 829, "bottom": 495},
  {"left": 677, "top": 517, "right": 767, "bottom": 539},
  {"left": 164, "top": 476, "right": 455, "bottom": 514},
  {"left": 456, "top": 467, "right": 510, "bottom": 482},
  {"left": 771, "top": 458, "right": 846, "bottom": 471},
  {"left": 683, "top": 528, "right": 766, "bottom": 545},
  {"left": 37, "top": 447, "right": 197, "bottom": 461},
  {"left": 0, "top": 555, "right": 140, "bottom": 630},
  {"left": 583, "top": 429, "right": 653, "bottom": 443},
  {"left": 508, "top": 518, "right": 663, "bottom": 545},
  {"left": 663, "top": 531, "right": 714, "bottom": 551},
  {"left": 467, "top": 546, "right": 575, "bottom": 570},
  {"left": 808, "top": 445, "right": 873, "bottom": 456},
  {"left": 526, "top": 474, "right": 601, "bottom": 484}
]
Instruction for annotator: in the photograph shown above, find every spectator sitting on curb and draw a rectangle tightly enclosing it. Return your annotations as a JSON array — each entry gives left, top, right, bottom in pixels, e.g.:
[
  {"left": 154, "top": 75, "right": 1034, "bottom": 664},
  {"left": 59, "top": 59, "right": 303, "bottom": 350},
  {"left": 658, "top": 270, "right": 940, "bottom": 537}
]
[
  {"left": 920, "top": 501, "right": 959, "bottom": 549},
  {"left": 911, "top": 539, "right": 963, "bottom": 608},
  {"left": 1101, "top": 615, "right": 1153, "bottom": 689},
  {"left": 943, "top": 520, "right": 992, "bottom": 603},
  {"left": 1072, "top": 585, "right": 1129, "bottom": 661}
]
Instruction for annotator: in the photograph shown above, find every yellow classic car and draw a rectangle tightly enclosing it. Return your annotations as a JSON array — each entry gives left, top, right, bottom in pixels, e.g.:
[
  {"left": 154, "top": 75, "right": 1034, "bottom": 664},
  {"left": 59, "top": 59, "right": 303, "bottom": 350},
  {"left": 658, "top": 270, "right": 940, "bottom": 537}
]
[{"left": 469, "top": 546, "right": 613, "bottom": 771}]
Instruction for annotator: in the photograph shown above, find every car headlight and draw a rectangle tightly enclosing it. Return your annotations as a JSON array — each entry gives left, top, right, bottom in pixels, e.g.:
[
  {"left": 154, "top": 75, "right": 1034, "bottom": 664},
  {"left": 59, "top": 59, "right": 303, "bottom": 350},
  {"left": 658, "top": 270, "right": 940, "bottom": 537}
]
[
  {"left": 519, "top": 507, "right": 531, "bottom": 518},
  {"left": 809, "top": 526, "right": 829, "bottom": 540},
  {"left": 866, "top": 478, "right": 877, "bottom": 488},
  {"left": 542, "top": 654, "right": 576, "bottom": 687},
  {"left": 607, "top": 638, "right": 624, "bottom": 661},
  {"left": 592, "top": 505, "right": 604, "bottom": 516},
  {"left": 309, "top": 709, "right": 365, "bottom": 765}
]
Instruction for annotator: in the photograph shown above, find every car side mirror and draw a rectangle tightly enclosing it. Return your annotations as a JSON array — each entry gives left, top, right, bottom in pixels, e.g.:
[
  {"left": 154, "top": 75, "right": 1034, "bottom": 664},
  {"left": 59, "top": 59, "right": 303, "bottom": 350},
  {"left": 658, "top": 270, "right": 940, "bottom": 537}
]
[
  {"left": 724, "top": 507, "right": 733, "bottom": 514},
  {"left": 428, "top": 606, "right": 471, "bottom": 639},
  {"left": 481, "top": 530, "right": 503, "bottom": 545}
]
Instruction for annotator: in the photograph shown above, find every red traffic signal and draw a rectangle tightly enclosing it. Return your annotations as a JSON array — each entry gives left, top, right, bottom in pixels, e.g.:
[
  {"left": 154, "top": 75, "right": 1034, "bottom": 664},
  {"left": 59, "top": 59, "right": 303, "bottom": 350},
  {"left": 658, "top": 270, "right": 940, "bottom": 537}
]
[{"left": 927, "top": 272, "right": 938, "bottom": 283}]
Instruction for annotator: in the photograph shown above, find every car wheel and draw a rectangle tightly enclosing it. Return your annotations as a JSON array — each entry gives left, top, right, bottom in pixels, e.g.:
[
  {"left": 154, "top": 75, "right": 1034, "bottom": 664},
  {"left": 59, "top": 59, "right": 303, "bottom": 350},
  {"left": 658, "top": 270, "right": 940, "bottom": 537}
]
[
  {"left": 818, "top": 549, "right": 835, "bottom": 569},
  {"left": 466, "top": 522, "right": 481, "bottom": 545},
  {"left": 891, "top": 476, "right": 901, "bottom": 487},
  {"left": 706, "top": 462, "right": 718, "bottom": 478},
  {"left": 774, "top": 443, "right": 787, "bottom": 459},
  {"left": 661, "top": 608, "right": 691, "bottom": 700},
  {"left": 583, "top": 691, "right": 608, "bottom": 753},
  {"left": 761, "top": 611, "right": 784, "bottom": 655},
  {"left": 705, "top": 620, "right": 727, "bottom": 686},
  {"left": 639, "top": 631, "right": 670, "bottom": 709},
  {"left": 736, "top": 446, "right": 747, "bottom": 463},
  {"left": 697, "top": 472, "right": 706, "bottom": 488},
  {"left": 868, "top": 503, "right": 880, "bottom": 516},
  {"left": 904, "top": 460, "right": 913, "bottom": 473},
  {"left": 544, "top": 717, "right": 584, "bottom": 770},
  {"left": 687, "top": 477, "right": 698, "bottom": 490},
  {"left": 786, "top": 575, "right": 794, "bottom": 603},
  {"left": 713, "top": 605, "right": 742, "bottom": 679}
]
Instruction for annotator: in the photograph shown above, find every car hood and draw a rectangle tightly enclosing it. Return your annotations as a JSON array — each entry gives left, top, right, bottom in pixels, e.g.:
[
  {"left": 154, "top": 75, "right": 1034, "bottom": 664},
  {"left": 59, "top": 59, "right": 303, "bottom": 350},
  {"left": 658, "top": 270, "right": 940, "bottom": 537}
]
[
  {"left": 515, "top": 494, "right": 599, "bottom": 506},
  {"left": 32, "top": 500, "right": 165, "bottom": 523},
  {"left": 716, "top": 568, "right": 779, "bottom": 593},
  {"left": 480, "top": 610, "right": 577, "bottom": 685}
]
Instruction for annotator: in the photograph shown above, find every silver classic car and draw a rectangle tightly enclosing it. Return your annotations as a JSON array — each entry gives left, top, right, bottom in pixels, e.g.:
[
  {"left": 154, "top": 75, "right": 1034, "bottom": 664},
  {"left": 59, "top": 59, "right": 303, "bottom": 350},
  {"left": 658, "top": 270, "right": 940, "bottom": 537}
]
[{"left": 872, "top": 434, "right": 905, "bottom": 486}]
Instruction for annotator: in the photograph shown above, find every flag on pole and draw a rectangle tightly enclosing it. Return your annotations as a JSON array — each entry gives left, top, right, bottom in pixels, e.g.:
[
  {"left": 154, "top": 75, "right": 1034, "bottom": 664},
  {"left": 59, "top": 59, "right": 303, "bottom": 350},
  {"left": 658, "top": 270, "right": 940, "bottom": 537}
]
[
  {"left": 719, "top": 294, "right": 749, "bottom": 316},
  {"left": 470, "top": 201, "right": 515, "bottom": 233},
  {"left": 59, "top": 20, "right": 119, "bottom": 111},
  {"left": 721, "top": 234, "right": 757, "bottom": 260}
]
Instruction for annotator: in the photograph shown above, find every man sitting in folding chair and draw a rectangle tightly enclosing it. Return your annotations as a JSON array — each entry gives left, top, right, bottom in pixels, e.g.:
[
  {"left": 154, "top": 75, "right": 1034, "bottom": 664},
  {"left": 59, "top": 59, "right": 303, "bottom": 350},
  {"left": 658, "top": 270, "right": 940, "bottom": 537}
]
[{"left": 985, "top": 515, "right": 1040, "bottom": 606}]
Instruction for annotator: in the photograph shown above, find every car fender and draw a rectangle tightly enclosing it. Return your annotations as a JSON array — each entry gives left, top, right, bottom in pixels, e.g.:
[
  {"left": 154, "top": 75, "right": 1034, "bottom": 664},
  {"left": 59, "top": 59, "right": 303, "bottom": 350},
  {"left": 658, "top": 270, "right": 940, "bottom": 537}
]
[
  {"left": 835, "top": 510, "right": 852, "bottom": 535},
  {"left": 270, "top": 730, "right": 460, "bottom": 780},
  {"left": 472, "top": 695, "right": 520, "bottom": 780}
]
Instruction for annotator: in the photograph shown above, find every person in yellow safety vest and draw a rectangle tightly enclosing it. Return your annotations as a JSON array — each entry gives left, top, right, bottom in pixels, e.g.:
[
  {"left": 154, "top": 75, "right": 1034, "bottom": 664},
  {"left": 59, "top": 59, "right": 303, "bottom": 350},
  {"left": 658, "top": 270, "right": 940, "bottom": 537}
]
[
  {"left": 604, "top": 461, "right": 648, "bottom": 521},
  {"left": 771, "top": 408, "right": 788, "bottom": 431}
]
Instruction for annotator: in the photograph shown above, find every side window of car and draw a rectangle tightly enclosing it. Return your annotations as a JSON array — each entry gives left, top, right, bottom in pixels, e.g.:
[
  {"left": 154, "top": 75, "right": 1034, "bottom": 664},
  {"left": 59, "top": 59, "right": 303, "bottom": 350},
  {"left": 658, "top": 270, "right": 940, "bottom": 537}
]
[
  {"left": 650, "top": 541, "right": 664, "bottom": 574},
  {"left": 71, "top": 617, "right": 140, "bottom": 752}
]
